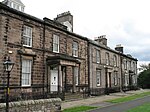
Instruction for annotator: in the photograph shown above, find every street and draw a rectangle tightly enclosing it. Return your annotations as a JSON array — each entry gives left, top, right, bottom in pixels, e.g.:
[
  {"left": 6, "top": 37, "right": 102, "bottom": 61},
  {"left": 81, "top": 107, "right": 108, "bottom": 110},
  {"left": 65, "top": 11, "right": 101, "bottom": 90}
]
[{"left": 89, "top": 95, "right": 150, "bottom": 112}]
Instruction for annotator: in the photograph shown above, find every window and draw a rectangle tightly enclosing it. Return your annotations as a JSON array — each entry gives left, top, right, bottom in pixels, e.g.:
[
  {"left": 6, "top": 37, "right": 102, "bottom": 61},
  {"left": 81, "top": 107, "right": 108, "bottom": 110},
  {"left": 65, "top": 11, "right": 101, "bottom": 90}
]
[
  {"left": 13, "top": 3, "right": 19, "bottom": 10},
  {"left": 132, "top": 75, "right": 136, "bottom": 84},
  {"left": 21, "top": 7, "right": 24, "bottom": 12},
  {"left": 53, "top": 34, "right": 59, "bottom": 53},
  {"left": 125, "top": 74, "right": 129, "bottom": 86},
  {"left": 73, "top": 41, "right": 78, "bottom": 57},
  {"left": 23, "top": 26, "right": 32, "bottom": 47},
  {"left": 106, "top": 53, "right": 109, "bottom": 65},
  {"left": 113, "top": 55, "right": 117, "bottom": 67},
  {"left": 124, "top": 59, "right": 127, "bottom": 70},
  {"left": 133, "top": 62, "right": 136, "bottom": 72},
  {"left": 96, "top": 50, "right": 100, "bottom": 63},
  {"left": 127, "top": 61, "right": 131, "bottom": 70},
  {"left": 96, "top": 70, "right": 101, "bottom": 86},
  {"left": 73, "top": 67, "right": 79, "bottom": 85},
  {"left": 8, "top": 1, "right": 12, "bottom": 7},
  {"left": 114, "top": 72, "right": 118, "bottom": 86},
  {"left": 22, "top": 60, "right": 32, "bottom": 86}
]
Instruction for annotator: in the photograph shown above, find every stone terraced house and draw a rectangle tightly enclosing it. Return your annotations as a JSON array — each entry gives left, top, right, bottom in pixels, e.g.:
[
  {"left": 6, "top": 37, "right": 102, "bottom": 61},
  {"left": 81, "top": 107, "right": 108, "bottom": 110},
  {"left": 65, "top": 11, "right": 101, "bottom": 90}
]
[{"left": 0, "top": 0, "right": 138, "bottom": 102}]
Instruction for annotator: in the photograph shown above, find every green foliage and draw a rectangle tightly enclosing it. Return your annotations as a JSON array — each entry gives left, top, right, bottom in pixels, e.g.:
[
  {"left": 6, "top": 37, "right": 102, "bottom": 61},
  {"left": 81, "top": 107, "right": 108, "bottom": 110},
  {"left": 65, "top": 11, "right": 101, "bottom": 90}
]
[
  {"left": 138, "top": 69, "right": 150, "bottom": 88},
  {"left": 63, "top": 106, "right": 97, "bottom": 112},
  {"left": 127, "top": 102, "right": 150, "bottom": 112},
  {"left": 106, "top": 91, "right": 150, "bottom": 103}
]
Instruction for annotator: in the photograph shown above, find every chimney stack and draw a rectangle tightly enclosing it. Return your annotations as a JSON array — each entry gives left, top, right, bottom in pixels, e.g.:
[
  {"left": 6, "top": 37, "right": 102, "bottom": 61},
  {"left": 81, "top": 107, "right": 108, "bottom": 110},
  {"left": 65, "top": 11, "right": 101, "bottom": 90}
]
[
  {"left": 94, "top": 35, "right": 107, "bottom": 46},
  {"left": 115, "top": 44, "right": 123, "bottom": 53},
  {"left": 54, "top": 11, "right": 73, "bottom": 32}
]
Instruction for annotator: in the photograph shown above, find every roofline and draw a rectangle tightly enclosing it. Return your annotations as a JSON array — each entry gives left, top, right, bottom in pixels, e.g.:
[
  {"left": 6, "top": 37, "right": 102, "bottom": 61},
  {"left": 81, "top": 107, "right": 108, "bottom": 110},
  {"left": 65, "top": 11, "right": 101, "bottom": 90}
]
[
  {"left": 0, "top": 2, "right": 88, "bottom": 41},
  {"left": 88, "top": 39, "right": 138, "bottom": 61},
  {"left": 0, "top": 3, "right": 138, "bottom": 61},
  {"left": 0, "top": 2, "right": 43, "bottom": 23}
]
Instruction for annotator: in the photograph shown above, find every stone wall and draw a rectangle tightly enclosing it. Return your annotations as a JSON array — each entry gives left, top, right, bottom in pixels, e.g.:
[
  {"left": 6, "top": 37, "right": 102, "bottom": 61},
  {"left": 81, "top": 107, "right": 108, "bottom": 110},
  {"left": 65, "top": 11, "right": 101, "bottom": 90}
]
[{"left": 0, "top": 98, "right": 61, "bottom": 112}]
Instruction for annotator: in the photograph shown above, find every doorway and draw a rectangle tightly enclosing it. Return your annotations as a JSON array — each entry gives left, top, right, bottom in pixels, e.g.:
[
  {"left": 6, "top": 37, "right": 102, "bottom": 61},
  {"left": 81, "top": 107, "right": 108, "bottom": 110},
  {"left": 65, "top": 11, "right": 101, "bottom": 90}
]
[{"left": 50, "top": 69, "right": 58, "bottom": 92}]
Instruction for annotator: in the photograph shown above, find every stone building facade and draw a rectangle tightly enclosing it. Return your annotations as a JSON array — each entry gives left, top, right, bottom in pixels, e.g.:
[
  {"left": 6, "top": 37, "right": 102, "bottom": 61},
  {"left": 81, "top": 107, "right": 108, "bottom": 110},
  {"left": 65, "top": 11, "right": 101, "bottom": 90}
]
[
  {"left": 0, "top": 0, "right": 137, "bottom": 102},
  {"left": 0, "top": 2, "right": 88, "bottom": 101},
  {"left": 88, "top": 36, "right": 137, "bottom": 95}
]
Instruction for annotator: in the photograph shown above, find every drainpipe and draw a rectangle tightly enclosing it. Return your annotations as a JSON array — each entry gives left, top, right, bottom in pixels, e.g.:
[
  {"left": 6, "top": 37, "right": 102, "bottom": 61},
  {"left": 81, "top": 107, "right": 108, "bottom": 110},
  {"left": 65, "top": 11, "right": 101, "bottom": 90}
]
[
  {"left": 42, "top": 21, "right": 46, "bottom": 98},
  {"left": 120, "top": 56, "right": 123, "bottom": 92}
]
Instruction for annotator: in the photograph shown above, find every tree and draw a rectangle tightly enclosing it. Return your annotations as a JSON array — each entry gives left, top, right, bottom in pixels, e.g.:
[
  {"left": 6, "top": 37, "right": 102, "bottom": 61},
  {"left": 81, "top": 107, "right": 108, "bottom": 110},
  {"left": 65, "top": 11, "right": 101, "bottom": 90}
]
[
  {"left": 137, "top": 69, "right": 150, "bottom": 88},
  {"left": 138, "top": 63, "right": 150, "bottom": 72}
]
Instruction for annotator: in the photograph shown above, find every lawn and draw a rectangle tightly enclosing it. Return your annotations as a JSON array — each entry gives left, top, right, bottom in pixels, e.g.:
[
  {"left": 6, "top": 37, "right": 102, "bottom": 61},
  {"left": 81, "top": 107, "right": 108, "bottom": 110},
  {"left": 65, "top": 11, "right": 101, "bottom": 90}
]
[
  {"left": 106, "top": 91, "right": 150, "bottom": 103},
  {"left": 63, "top": 106, "right": 97, "bottom": 112},
  {"left": 126, "top": 102, "right": 150, "bottom": 112}
]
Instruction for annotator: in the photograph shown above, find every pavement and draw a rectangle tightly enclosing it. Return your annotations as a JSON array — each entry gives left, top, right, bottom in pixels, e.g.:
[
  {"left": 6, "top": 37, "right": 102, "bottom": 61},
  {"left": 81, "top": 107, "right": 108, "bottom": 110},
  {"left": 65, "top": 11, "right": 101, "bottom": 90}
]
[
  {"left": 62, "top": 89, "right": 150, "bottom": 110},
  {"left": 89, "top": 95, "right": 150, "bottom": 112}
]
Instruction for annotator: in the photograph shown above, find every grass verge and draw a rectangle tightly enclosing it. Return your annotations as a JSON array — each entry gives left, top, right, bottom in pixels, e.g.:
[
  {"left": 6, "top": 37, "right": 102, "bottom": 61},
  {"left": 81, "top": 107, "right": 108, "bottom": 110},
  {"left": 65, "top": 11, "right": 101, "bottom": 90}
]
[
  {"left": 126, "top": 102, "right": 150, "bottom": 112},
  {"left": 106, "top": 91, "right": 150, "bottom": 103},
  {"left": 63, "top": 106, "right": 97, "bottom": 112}
]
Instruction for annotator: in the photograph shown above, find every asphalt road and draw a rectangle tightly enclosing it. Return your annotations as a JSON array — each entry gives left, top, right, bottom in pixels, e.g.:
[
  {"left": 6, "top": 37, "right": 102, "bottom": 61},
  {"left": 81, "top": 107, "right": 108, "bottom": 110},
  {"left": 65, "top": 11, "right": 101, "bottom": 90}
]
[{"left": 89, "top": 95, "right": 150, "bottom": 112}]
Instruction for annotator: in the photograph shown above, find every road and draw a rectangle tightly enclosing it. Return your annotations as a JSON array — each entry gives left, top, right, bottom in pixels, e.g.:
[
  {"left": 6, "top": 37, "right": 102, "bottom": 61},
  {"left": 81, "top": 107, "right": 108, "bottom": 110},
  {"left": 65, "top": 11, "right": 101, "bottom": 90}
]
[{"left": 89, "top": 95, "right": 150, "bottom": 112}]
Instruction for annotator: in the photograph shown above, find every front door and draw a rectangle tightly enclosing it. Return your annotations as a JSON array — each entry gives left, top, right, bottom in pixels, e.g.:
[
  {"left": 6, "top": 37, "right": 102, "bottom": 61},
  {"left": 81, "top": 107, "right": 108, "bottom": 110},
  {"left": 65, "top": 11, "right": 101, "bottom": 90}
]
[{"left": 51, "top": 70, "right": 58, "bottom": 92}]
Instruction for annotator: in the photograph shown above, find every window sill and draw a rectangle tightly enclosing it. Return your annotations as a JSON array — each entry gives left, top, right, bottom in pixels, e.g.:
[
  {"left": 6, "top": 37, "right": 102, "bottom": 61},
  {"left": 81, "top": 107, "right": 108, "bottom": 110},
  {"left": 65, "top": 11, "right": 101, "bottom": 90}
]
[{"left": 23, "top": 45, "right": 32, "bottom": 48}]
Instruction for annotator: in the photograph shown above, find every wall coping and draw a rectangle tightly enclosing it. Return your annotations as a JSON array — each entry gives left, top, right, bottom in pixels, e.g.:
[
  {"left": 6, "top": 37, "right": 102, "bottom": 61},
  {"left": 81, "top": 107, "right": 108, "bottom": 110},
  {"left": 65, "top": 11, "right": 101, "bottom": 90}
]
[{"left": 0, "top": 98, "right": 61, "bottom": 108}]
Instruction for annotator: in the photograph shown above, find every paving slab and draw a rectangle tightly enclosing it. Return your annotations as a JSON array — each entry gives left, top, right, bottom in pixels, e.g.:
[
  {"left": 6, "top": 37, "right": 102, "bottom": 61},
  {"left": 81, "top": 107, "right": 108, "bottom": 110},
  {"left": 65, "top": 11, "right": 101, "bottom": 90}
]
[{"left": 62, "top": 89, "right": 150, "bottom": 110}]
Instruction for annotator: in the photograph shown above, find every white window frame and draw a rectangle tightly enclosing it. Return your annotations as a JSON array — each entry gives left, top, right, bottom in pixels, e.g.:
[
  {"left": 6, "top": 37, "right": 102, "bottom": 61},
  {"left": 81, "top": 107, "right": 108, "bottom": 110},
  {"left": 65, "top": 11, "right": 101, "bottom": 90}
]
[
  {"left": 125, "top": 74, "right": 129, "bottom": 86},
  {"left": 73, "top": 41, "right": 78, "bottom": 57},
  {"left": 114, "top": 72, "right": 118, "bottom": 86},
  {"left": 23, "top": 25, "right": 32, "bottom": 47},
  {"left": 124, "top": 59, "right": 127, "bottom": 70},
  {"left": 113, "top": 55, "right": 117, "bottom": 67},
  {"left": 74, "top": 67, "right": 79, "bottom": 85},
  {"left": 22, "top": 60, "right": 32, "bottom": 86},
  {"left": 106, "top": 53, "right": 109, "bottom": 65},
  {"left": 96, "top": 70, "right": 101, "bottom": 86},
  {"left": 53, "top": 34, "right": 59, "bottom": 53},
  {"left": 96, "top": 50, "right": 100, "bottom": 63}
]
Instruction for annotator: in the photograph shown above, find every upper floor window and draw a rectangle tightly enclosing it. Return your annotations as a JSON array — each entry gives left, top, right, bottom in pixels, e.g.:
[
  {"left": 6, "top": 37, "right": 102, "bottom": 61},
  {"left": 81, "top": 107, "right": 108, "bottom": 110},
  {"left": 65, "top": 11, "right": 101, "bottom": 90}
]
[
  {"left": 105, "top": 53, "right": 109, "bottom": 65},
  {"left": 72, "top": 41, "right": 78, "bottom": 57},
  {"left": 53, "top": 34, "right": 59, "bottom": 53},
  {"left": 23, "top": 26, "right": 32, "bottom": 47},
  {"left": 113, "top": 55, "right": 117, "bottom": 67},
  {"left": 22, "top": 59, "right": 32, "bottom": 86},
  {"left": 128, "top": 61, "right": 131, "bottom": 70},
  {"left": 96, "top": 70, "right": 101, "bottom": 86},
  {"left": 124, "top": 59, "right": 127, "bottom": 70},
  {"left": 133, "top": 62, "right": 136, "bottom": 72},
  {"left": 96, "top": 50, "right": 100, "bottom": 63}
]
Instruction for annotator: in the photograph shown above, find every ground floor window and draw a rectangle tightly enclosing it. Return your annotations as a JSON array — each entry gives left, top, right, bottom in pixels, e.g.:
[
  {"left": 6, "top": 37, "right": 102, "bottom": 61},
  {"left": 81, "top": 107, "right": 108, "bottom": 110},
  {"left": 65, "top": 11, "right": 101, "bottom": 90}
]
[
  {"left": 73, "top": 67, "right": 79, "bottom": 85},
  {"left": 114, "top": 71, "right": 118, "bottom": 86},
  {"left": 96, "top": 70, "right": 101, "bottom": 86},
  {"left": 22, "top": 60, "right": 32, "bottom": 86},
  {"left": 125, "top": 74, "right": 129, "bottom": 86}
]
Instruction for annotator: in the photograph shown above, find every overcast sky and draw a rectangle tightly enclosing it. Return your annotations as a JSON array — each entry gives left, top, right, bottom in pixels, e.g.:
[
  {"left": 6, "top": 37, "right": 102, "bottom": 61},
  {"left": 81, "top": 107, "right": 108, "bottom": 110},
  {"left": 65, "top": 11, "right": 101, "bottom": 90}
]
[{"left": 1, "top": 0, "right": 150, "bottom": 65}]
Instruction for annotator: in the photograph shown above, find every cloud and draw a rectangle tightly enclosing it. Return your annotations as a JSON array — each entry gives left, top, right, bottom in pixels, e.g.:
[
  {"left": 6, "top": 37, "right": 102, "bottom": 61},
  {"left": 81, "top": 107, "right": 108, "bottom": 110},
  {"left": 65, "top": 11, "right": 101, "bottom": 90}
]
[
  {"left": 107, "top": 19, "right": 150, "bottom": 61},
  {"left": 1, "top": 0, "right": 150, "bottom": 62}
]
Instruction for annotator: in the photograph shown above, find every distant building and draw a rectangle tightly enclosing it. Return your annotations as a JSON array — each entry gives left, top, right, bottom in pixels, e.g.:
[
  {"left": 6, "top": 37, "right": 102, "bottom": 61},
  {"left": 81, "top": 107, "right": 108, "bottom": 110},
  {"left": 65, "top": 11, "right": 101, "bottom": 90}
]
[
  {"left": 0, "top": 0, "right": 138, "bottom": 102},
  {"left": 2, "top": 0, "right": 25, "bottom": 12}
]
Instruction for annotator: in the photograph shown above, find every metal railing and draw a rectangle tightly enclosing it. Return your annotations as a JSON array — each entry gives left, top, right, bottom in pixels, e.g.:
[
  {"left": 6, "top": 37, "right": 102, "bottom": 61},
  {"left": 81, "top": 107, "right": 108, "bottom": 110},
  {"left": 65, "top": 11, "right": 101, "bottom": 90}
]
[{"left": 0, "top": 85, "right": 65, "bottom": 103}]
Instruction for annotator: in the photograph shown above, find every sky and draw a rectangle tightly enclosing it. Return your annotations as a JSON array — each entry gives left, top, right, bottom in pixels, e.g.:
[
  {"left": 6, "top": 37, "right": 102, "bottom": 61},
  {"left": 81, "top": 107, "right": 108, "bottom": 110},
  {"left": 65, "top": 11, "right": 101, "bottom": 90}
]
[{"left": 1, "top": 0, "right": 150, "bottom": 66}]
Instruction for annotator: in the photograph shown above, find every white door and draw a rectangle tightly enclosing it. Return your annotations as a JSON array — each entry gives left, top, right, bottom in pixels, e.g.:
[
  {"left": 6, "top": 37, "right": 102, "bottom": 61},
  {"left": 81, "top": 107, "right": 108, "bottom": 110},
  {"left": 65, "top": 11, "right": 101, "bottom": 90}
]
[{"left": 51, "top": 70, "right": 58, "bottom": 92}]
